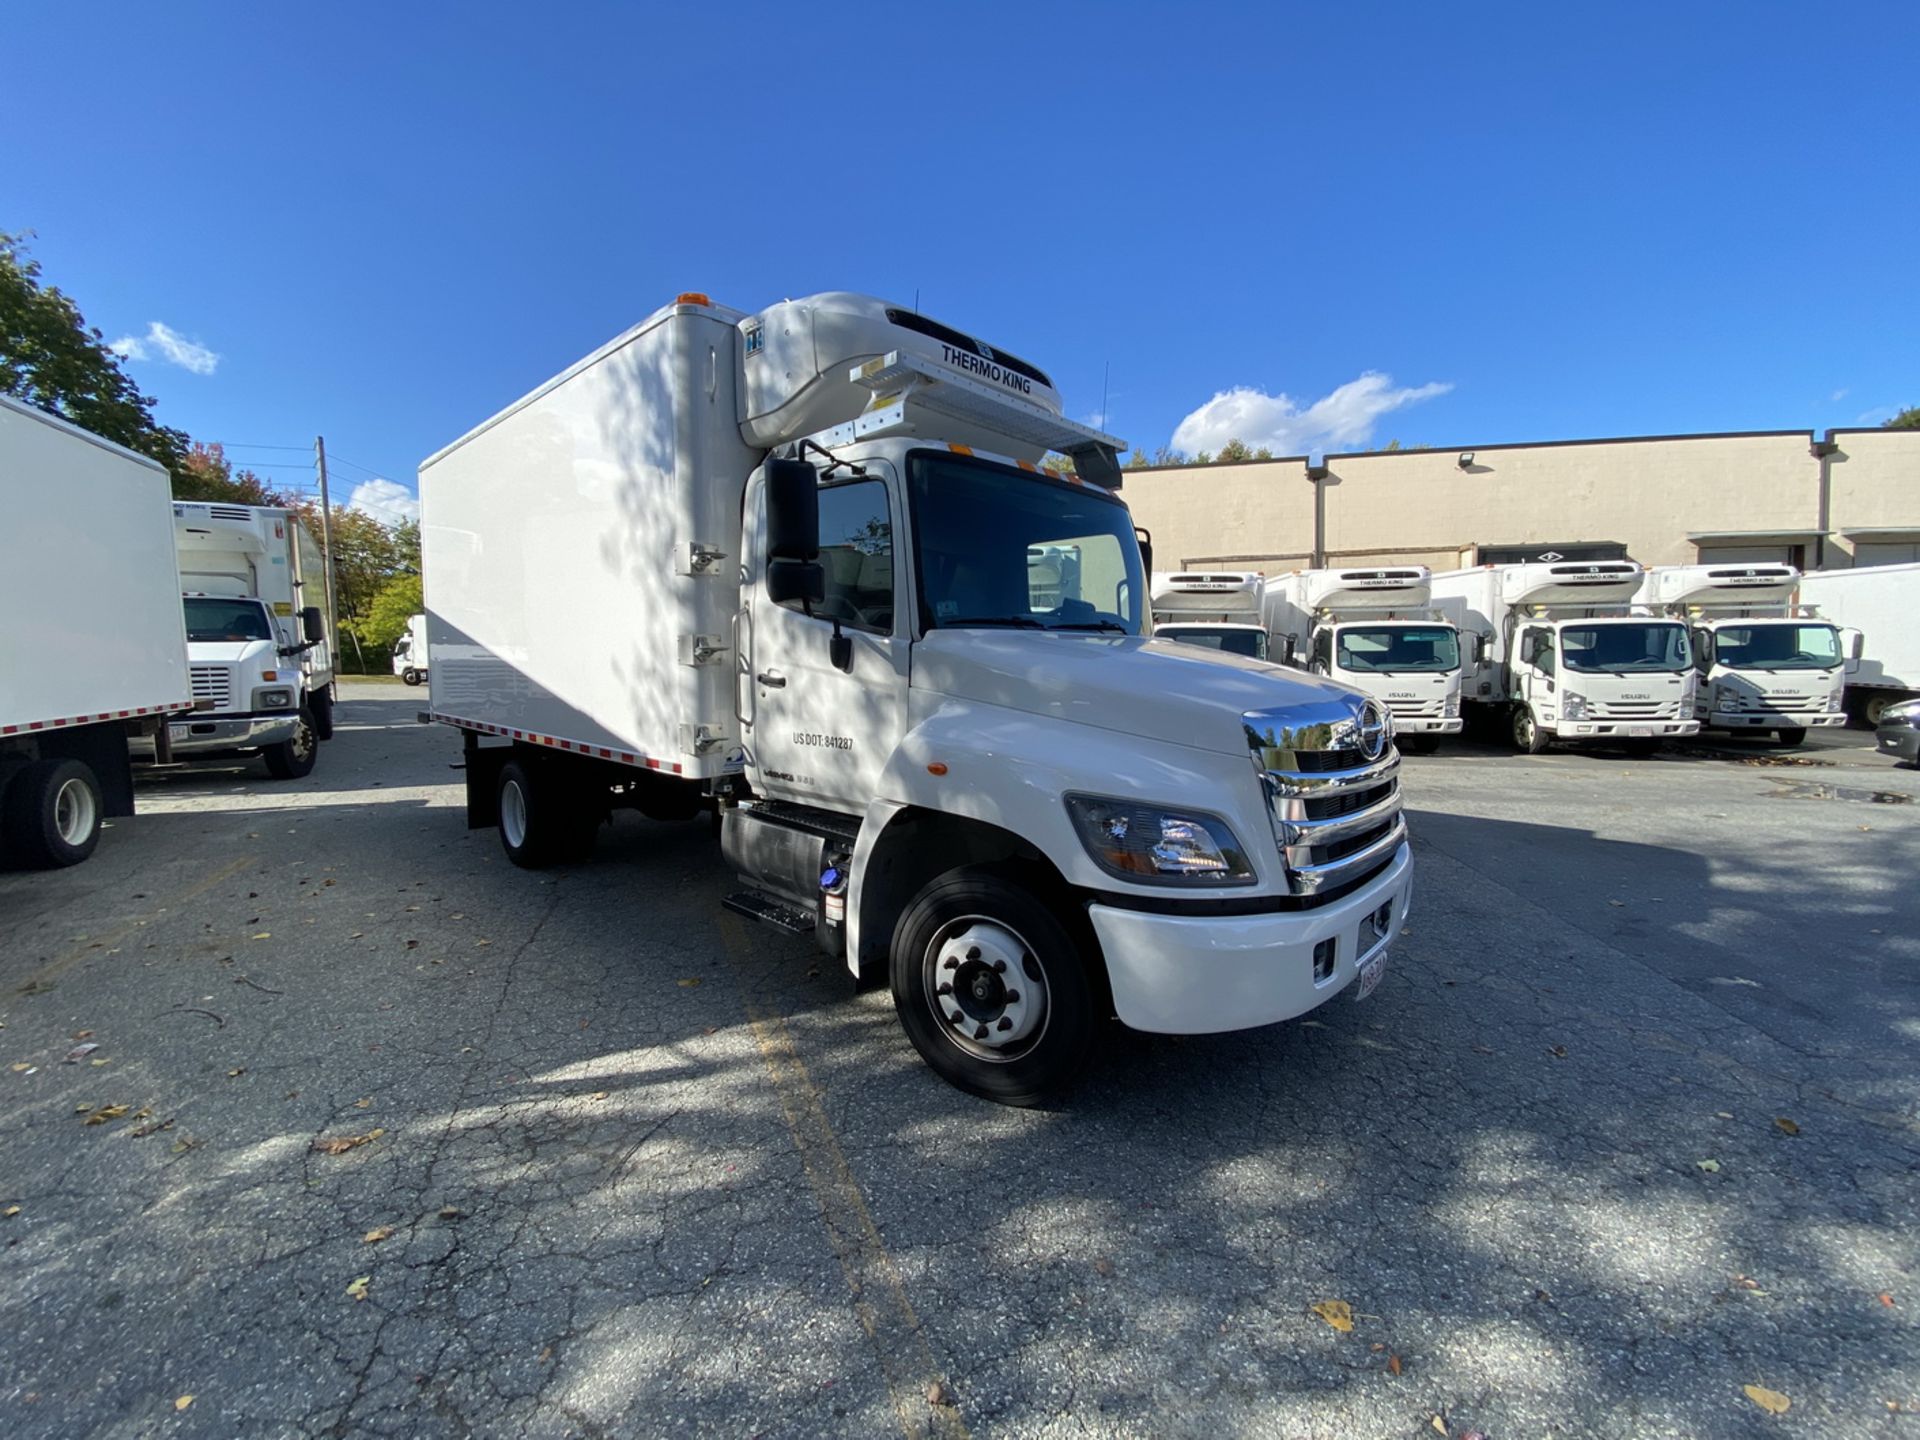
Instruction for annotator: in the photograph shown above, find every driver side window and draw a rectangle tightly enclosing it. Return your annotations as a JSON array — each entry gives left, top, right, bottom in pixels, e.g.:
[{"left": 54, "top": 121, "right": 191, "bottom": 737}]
[{"left": 781, "top": 479, "right": 893, "bottom": 634}]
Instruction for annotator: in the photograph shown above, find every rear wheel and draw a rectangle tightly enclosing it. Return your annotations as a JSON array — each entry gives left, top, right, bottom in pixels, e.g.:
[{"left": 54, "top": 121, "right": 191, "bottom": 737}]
[
  {"left": 1860, "top": 694, "right": 1894, "bottom": 726},
  {"left": 2, "top": 759, "right": 103, "bottom": 868},
  {"left": 1512, "top": 706, "right": 1549, "bottom": 755},
  {"left": 1775, "top": 726, "right": 1808, "bottom": 748},
  {"left": 262, "top": 707, "right": 319, "bottom": 779},
  {"left": 497, "top": 759, "right": 597, "bottom": 868},
  {"left": 310, "top": 685, "right": 335, "bottom": 740},
  {"left": 890, "top": 869, "right": 1096, "bottom": 1107}
]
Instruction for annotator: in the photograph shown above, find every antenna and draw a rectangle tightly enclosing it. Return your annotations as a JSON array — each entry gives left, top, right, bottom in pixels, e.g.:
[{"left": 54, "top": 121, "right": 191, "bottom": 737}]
[
  {"left": 913, "top": 288, "right": 920, "bottom": 313},
  {"left": 1102, "top": 361, "right": 1111, "bottom": 432}
]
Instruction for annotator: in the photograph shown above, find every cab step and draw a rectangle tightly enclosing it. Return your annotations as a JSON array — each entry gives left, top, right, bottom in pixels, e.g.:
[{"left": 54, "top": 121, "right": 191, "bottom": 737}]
[{"left": 723, "top": 889, "right": 817, "bottom": 936}]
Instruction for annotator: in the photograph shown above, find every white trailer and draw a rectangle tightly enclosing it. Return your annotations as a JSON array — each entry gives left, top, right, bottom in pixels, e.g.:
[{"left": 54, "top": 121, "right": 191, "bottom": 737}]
[
  {"left": 1797, "top": 563, "right": 1920, "bottom": 724},
  {"left": 154, "top": 503, "right": 335, "bottom": 778},
  {"left": 1636, "top": 564, "right": 1852, "bottom": 744},
  {"left": 423, "top": 291, "right": 1411, "bottom": 1105},
  {"left": 1150, "top": 570, "right": 1270, "bottom": 660},
  {"left": 393, "top": 613, "right": 429, "bottom": 685},
  {"left": 1431, "top": 561, "right": 1699, "bottom": 753},
  {"left": 0, "top": 395, "right": 193, "bottom": 867},
  {"left": 1264, "top": 567, "right": 1466, "bottom": 753}
]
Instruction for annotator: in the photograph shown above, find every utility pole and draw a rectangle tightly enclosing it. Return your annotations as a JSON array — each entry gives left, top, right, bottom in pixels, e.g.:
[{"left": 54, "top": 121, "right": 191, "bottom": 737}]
[{"left": 314, "top": 435, "right": 340, "bottom": 670}]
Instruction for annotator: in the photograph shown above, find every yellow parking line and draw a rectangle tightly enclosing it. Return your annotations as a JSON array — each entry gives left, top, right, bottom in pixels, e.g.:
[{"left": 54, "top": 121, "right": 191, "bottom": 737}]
[
  {"left": 14, "top": 855, "right": 253, "bottom": 995},
  {"left": 719, "top": 913, "right": 968, "bottom": 1440}
]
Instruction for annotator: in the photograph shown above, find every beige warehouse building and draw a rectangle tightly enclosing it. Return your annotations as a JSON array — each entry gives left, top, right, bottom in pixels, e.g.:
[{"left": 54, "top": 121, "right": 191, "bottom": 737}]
[{"left": 1119, "top": 426, "right": 1920, "bottom": 575}]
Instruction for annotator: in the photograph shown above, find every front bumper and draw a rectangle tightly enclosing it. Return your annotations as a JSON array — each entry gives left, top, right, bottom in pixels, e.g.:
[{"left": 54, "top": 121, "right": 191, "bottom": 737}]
[
  {"left": 131, "top": 712, "right": 298, "bottom": 755},
  {"left": 1390, "top": 716, "right": 1463, "bottom": 734},
  {"left": 1552, "top": 719, "right": 1699, "bottom": 738},
  {"left": 1706, "top": 710, "right": 1846, "bottom": 729},
  {"left": 1877, "top": 726, "right": 1920, "bottom": 763},
  {"left": 1088, "top": 841, "right": 1412, "bottom": 1034}
]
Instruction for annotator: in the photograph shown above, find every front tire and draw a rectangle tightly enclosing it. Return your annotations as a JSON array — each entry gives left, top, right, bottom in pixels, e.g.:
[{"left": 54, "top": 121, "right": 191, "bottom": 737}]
[
  {"left": 310, "top": 685, "right": 336, "bottom": 740},
  {"left": 1512, "top": 706, "right": 1550, "bottom": 754},
  {"left": 2, "top": 759, "right": 103, "bottom": 868},
  {"left": 890, "top": 869, "right": 1096, "bottom": 1107},
  {"left": 262, "top": 707, "right": 319, "bottom": 779},
  {"left": 1775, "top": 726, "right": 1808, "bottom": 748},
  {"left": 402, "top": 669, "right": 421, "bottom": 687},
  {"left": 1399, "top": 734, "right": 1440, "bottom": 756}
]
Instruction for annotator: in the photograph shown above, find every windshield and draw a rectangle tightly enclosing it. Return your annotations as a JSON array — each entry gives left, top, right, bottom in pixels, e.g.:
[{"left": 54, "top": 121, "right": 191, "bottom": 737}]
[
  {"left": 1160, "top": 627, "right": 1268, "bottom": 660},
  {"left": 1336, "top": 624, "right": 1460, "bottom": 673},
  {"left": 1714, "top": 622, "right": 1841, "bottom": 672},
  {"left": 184, "top": 597, "right": 273, "bottom": 643},
  {"left": 1560, "top": 622, "right": 1689, "bottom": 674},
  {"left": 909, "top": 453, "right": 1144, "bottom": 634}
]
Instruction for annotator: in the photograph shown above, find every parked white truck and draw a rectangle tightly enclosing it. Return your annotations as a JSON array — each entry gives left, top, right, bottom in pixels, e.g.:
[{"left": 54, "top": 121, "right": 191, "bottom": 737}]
[
  {"left": 1431, "top": 560, "right": 1699, "bottom": 754},
  {"left": 1265, "top": 567, "right": 1467, "bottom": 754},
  {"left": 1150, "top": 570, "right": 1270, "bottom": 659},
  {"left": 422, "top": 291, "right": 1411, "bottom": 1105},
  {"left": 153, "top": 503, "right": 335, "bottom": 778},
  {"left": 392, "top": 613, "right": 429, "bottom": 685},
  {"left": 1637, "top": 564, "right": 1853, "bottom": 745},
  {"left": 0, "top": 395, "right": 193, "bottom": 867},
  {"left": 1797, "top": 562, "right": 1920, "bottom": 725}
]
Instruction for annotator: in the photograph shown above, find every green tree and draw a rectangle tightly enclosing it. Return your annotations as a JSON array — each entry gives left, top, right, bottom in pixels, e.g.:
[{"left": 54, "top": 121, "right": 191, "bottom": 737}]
[
  {"left": 360, "top": 572, "right": 424, "bottom": 649},
  {"left": 172, "top": 442, "right": 289, "bottom": 505},
  {"left": 1216, "top": 439, "right": 1253, "bottom": 463},
  {"left": 1884, "top": 406, "right": 1920, "bottom": 430},
  {"left": 293, "top": 502, "right": 406, "bottom": 669},
  {"left": 0, "top": 231, "right": 188, "bottom": 469},
  {"left": 1124, "top": 449, "right": 1150, "bottom": 469}
]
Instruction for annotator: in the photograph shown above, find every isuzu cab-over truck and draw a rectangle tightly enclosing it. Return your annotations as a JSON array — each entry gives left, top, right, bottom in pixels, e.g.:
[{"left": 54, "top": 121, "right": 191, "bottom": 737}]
[
  {"left": 1, "top": 395, "right": 193, "bottom": 867},
  {"left": 421, "top": 292, "right": 1411, "bottom": 1105},
  {"left": 1431, "top": 560, "right": 1698, "bottom": 754},
  {"left": 1797, "top": 562, "right": 1920, "bottom": 725},
  {"left": 1636, "top": 564, "right": 1853, "bottom": 745},
  {"left": 1150, "top": 570, "right": 1271, "bottom": 659},
  {"left": 147, "top": 503, "right": 335, "bottom": 778},
  {"left": 392, "top": 613, "right": 429, "bottom": 686},
  {"left": 1265, "top": 567, "right": 1467, "bottom": 754}
]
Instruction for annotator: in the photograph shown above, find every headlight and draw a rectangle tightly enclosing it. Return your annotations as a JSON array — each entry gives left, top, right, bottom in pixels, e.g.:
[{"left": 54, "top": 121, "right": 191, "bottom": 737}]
[
  {"left": 1064, "top": 795, "right": 1255, "bottom": 885},
  {"left": 1561, "top": 692, "right": 1588, "bottom": 720},
  {"left": 1713, "top": 683, "right": 1738, "bottom": 710},
  {"left": 256, "top": 687, "right": 294, "bottom": 709},
  {"left": 1829, "top": 684, "right": 1847, "bottom": 713},
  {"left": 1444, "top": 692, "right": 1460, "bottom": 718}
]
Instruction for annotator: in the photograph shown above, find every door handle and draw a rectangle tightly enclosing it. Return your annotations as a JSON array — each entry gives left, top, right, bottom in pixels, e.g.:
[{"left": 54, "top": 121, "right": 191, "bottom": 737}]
[{"left": 756, "top": 670, "right": 787, "bottom": 688}]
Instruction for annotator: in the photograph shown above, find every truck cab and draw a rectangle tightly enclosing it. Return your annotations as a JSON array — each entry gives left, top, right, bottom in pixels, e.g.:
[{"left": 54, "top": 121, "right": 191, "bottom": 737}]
[
  {"left": 1639, "top": 564, "right": 1853, "bottom": 745},
  {"left": 393, "top": 613, "right": 429, "bottom": 685},
  {"left": 1150, "top": 572, "right": 1271, "bottom": 659}
]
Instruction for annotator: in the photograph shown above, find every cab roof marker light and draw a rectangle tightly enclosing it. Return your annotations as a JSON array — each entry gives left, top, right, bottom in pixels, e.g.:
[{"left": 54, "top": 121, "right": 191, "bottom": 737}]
[
  {"left": 949, "top": 444, "right": 973, "bottom": 456},
  {"left": 675, "top": 292, "right": 712, "bottom": 306}
]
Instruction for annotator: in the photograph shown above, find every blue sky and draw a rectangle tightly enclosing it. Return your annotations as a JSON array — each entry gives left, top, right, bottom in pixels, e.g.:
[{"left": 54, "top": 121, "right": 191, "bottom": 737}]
[{"left": 5, "top": 2, "right": 1915, "bottom": 519}]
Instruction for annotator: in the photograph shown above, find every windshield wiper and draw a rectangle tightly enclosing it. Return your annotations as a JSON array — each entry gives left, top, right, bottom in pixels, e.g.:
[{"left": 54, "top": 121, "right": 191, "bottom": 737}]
[
  {"left": 941, "top": 615, "right": 1047, "bottom": 629},
  {"left": 1050, "top": 620, "right": 1130, "bottom": 633}
]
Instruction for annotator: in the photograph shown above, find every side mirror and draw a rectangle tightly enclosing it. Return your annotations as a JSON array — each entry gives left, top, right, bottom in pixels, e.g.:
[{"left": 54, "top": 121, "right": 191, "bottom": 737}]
[
  {"left": 301, "top": 606, "right": 325, "bottom": 643},
  {"left": 1134, "top": 525, "right": 1153, "bottom": 579},
  {"left": 1472, "top": 633, "right": 1490, "bottom": 665},
  {"left": 764, "top": 458, "right": 819, "bottom": 561},
  {"left": 1844, "top": 627, "right": 1864, "bottom": 663},
  {"left": 766, "top": 557, "right": 825, "bottom": 607}
]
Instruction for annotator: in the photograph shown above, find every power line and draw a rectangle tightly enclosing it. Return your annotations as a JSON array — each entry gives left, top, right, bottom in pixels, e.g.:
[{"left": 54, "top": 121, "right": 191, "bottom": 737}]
[{"left": 209, "top": 441, "right": 312, "bottom": 453}]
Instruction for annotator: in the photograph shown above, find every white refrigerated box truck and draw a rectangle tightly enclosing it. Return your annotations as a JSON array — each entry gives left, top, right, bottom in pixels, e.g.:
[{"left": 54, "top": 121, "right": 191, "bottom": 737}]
[
  {"left": 151, "top": 503, "right": 335, "bottom": 778},
  {"left": 392, "top": 613, "right": 429, "bottom": 685},
  {"left": 421, "top": 291, "right": 1411, "bottom": 1104},
  {"left": 1636, "top": 564, "right": 1852, "bottom": 744},
  {"left": 1431, "top": 560, "right": 1699, "bottom": 754},
  {"left": 1149, "top": 571, "right": 1271, "bottom": 659},
  {"left": 0, "top": 395, "right": 193, "bottom": 867},
  {"left": 1265, "top": 567, "right": 1467, "bottom": 753},
  {"left": 1797, "top": 562, "right": 1920, "bottom": 725}
]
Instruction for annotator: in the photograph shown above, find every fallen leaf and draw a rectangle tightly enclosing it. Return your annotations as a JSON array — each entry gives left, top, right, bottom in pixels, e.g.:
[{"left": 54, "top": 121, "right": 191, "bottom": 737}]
[
  {"left": 72, "top": 1030, "right": 93, "bottom": 1040},
  {"left": 1744, "top": 1384, "right": 1791, "bottom": 1414},
  {"left": 538, "top": 1345, "right": 552, "bottom": 1363},
  {"left": 3, "top": 1205, "right": 20, "bottom": 1218},
  {"left": 63, "top": 1043, "right": 98, "bottom": 1063},
  {"left": 438, "top": 1205, "right": 465, "bottom": 1220},
  {"left": 677, "top": 978, "right": 701, "bottom": 988},
  {"left": 9, "top": 1062, "right": 29, "bottom": 1073},
  {"left": 228, "top": 1068, "right": 246, "bottom": 1078},
  {"left": 363, "top": 1225, "right": 395, "bottom": 1244},
  {"left": 84, "top": 1104, "right": 130, "bottom": 1125},
  {"left": 1697, "top": 1159, "right": 1721, "bottom": 1173},
  {"left": 251, "top": 933, "right": 271, "bottom": 940},
  {"left": 1607, "top": 898, "right": 1625, "bottom": 907},
  {"left": 586, "top": 1091, "right": 609, "bottom": 1103},
  {"left": 1716, "top": 1111, "right": 1734, "bottom": 1119},
  {"left": 312, "top": 1128, "right": 385, "bottom": 1155},
  {"left": 1388, "top": 1353, "right": 1403, "bottom": 1376},
  {"left": 1310, "top": 1299, "right": 1354, "bottom": 1333},
  {"left": 345, "top": 1275, "right": 371, "bottom": 1302},
  {"left": 129, "top": 1117, "right": 174, "bottom": 1138},
  {"left": 354, "top": 1097, "right": 372, "bottom": 1109},
  {"left": 1431, "top": 1417, "right": 1448, "bottom": 1435},
  {"left": 1548, "top": 1044, "right": 1568, "bottom": 1058},
  {"left": 1774, "top": 1117, "right": 1800, "bottom": 1136},
  {"left": 1880, "top": 1292, "right": 1895, "bottom": 1306},
  {"left": 89, "top": 1058, "right": 109, "bottom": 1067},
  {"left": 925, "top": 1381, "right": 950, "bottom": 1406},
  {"left": 1093, "top": 1256, "right": 1115, "bottom": 1277},
  {"left": 175, "top": 1395, "right": 194, "bottom": 1411}
]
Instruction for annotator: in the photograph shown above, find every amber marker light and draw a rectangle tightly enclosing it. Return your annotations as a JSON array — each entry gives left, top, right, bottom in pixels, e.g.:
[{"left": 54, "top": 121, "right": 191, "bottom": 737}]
[
  {"left": 926, "top": 762, "right": 949, "bottom": 776},
  {"left": 675, "top": 292, "right": 711, "bottom": 305}
]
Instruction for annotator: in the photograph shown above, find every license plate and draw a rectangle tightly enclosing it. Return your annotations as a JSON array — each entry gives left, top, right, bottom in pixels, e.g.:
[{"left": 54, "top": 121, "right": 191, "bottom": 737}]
[
  {"left": 1354, "top": 951, "right": 1386, "bottom": 1002},
  {"left": 169, "top": 723, "right": 190, "bottom": 741},
  {"left": 1627, "top": 725, "right": 1652, "bottom": 737}
]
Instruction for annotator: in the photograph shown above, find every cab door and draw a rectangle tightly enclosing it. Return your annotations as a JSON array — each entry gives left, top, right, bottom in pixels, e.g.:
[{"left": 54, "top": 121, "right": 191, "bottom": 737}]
[
  {"left": 742, "top": 471, "right": 909, "bottom": 812},
  {"left": 1516, "top": 625, "right": 1556, "bottom": 718}
]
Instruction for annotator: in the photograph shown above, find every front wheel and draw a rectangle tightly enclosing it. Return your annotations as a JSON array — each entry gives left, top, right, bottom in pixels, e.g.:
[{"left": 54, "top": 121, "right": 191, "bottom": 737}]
[
  {"left": 1512, "top": 706, "right": 1550, "bottom": 755},
  {"left": 1399, "top": 734, "right": 1440, "bottom": 756},
  {"left": 402, "top": 669, "right": 421, "bottom": 687},
  {"left": 890, "top": 869, "right": 1097, "bottom": 1107},
  {"left": 1775, "top": 726, "right": 1808, "bottom": 748},
  {"left": 1, "top": 759, "right": 103, "bottom": 868},
  {"left": 262, "top": 708, "right": 319, "bottom": 779}
]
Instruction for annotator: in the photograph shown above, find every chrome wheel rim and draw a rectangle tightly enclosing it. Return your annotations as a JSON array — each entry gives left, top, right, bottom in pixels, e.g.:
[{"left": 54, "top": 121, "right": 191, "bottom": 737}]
[
  {"left": 293, "top": 716, "right": 316, "bottom": 762},
  {"left": 53, "top": 777, "right": 96, "bottom": 846},
  {"left": 501, "top": 780, "right": 528, "bottom": 850},
  {"left": 922, "top": 915, "right": 1049, "bottom": 1064}
]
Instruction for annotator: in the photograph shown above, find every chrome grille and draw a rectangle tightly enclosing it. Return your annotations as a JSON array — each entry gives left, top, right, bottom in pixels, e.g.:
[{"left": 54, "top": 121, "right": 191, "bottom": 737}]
[
  {"left": 1384, "top": 697, "right": 1445, "bottom": 719},
  {"left": 1246, "top": 699, "right": 1407, "bottom": 897},
  {"left": 1592, "top": 700, "right": 1681, "bottom": 719},
  {"left": 189, "top": 664, "right": 232, "bottom": 711}
]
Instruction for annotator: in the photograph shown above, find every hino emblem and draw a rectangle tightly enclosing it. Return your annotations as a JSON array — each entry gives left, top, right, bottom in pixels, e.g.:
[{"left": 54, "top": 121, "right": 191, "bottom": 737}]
[{"left": 1356, "top": 702, "right": 1389, "bottom": 761}]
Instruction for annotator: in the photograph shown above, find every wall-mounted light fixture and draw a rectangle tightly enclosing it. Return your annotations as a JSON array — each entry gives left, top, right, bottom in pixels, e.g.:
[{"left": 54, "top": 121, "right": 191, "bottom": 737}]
[{"left": 1457, "top": 452, "right": 1476, "bottom": 469}]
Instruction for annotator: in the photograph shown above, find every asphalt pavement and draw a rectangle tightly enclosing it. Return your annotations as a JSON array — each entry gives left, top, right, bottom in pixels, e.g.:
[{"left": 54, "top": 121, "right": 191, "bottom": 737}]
[{"left": 2, "top": 681, "right": 1915, "bottom": 1439}]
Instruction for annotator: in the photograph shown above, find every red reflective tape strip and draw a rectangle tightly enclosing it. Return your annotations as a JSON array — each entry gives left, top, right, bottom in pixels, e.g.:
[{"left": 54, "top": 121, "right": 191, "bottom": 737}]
[{"left": 434, "top": 714, "right": 666, "bottom": 770}]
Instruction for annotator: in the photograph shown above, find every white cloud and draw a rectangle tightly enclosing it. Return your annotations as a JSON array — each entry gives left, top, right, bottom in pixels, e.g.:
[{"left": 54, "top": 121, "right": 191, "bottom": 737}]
[
  {"left": 108, "top": 321, "right": 220, "bottom": 375},
  {"left": 1830, "top": 388, "right": 1849, "bottom": 403},
  {"left": 347, "top": 478, "right": 419, "bottom": 525},
  {"left": 1171, "top": 371, "right": 1452, "bottom": 458}
]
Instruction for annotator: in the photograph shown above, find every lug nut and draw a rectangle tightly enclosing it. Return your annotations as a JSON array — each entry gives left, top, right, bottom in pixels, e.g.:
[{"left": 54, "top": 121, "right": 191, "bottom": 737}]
[
  {"left": 966, "top": 946, "right": 980, "bottom": 960},
  {"left": 941, "top": 957, "right": 958, "bottom": 970},
  {"left": 991, "top": 959, "right": 1007, "bottom": 973},
  {"left": 1003, "top": 990, "right": 1019, "bottom": 1004},
  {"left": 935, "top": 983, "right": 952, "bottom": 996},
  {"left": 997, "top": 1018, "right": 1012, "bottom": 1031},
  {"left": 973, "top": 1024, "right": 989, "bottom": 1041}
]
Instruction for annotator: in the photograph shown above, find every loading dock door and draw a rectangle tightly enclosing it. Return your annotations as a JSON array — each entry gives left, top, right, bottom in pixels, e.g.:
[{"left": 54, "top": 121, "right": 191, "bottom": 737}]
[{"left": 1696, "top": 543, "right": 1803, "bottom": 567}]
